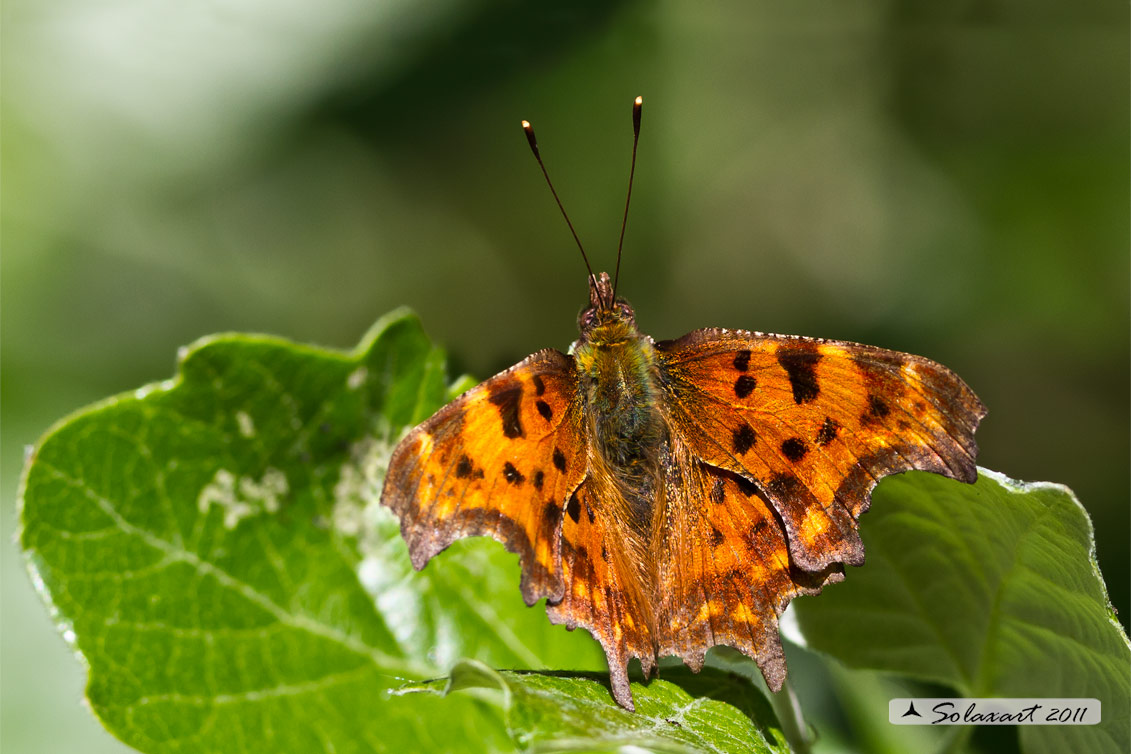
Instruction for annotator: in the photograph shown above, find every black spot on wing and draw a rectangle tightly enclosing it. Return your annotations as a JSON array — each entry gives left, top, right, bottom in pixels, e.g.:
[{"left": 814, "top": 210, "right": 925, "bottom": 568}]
[
  {"left": 733, "top": 350, "right": 751, "bottom": 372},
  {"left": 732, "top": 424, "right": 757, "bottom": 455},
  {"left": 567, "top": 495, "right": 581, "bottom": 523},
  {"left": 777, "top": 346, "right": 822, "bottom": 404},
  {"left": 735, "top": 476, "right": 758, "bottom": 497},
  {"left": 710, "top": 478, "right": 726, "bottom": 505},
  {"left": 542, "top": 501, "right": 561, "bottom": 526},
  {"left": 455, "top": 454, "right": 473, "bottom": 478},
  {"left": 767, "top": 472, "right": 801, "bottom": 497},
  {"left": 489, "top": 383, "right": 525, "bottom": 438},
  {"left": 532, "top": 469, "right": 544, "bottom": 490},
  {"left": 734, "top": 375, "right": 757, "bottom": 399},
  {"left": 552, "top": 448, "right": 567, "bottom": 472},
  {"left": 502, "top": 462, "right": 525, "bottom": 485},
  {"left": 862, "top": 395, "right": 890, "bottom": 425},
  {"left": 532, "top": 375, "right": 546, "bottom": 396},
  {"left": 536, "top": 400, "right": 553, "bottom": 420},
  {"left": 816, "top": 417, "right": 839, "bottom": 446},
  {"left": 781, "top": 438, "right": 808, "bottom": 462},
  {"left": 710, "top": 526, "right": 725, "bottom": 547}
]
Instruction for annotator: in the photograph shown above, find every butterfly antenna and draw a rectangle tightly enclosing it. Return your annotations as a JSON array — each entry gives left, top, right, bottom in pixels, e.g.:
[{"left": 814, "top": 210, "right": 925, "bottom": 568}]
[
  {"left": 613, "top": 95, "right": 643, "bottom": 302},
  {"left": 522, "top": 119, "right": 604, "bottom": 307}
]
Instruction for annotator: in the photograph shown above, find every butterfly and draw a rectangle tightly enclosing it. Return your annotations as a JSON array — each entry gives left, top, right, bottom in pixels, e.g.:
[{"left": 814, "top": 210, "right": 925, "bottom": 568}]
[{"left": 380, "top": 97, "right": 986, "bottom": 710}]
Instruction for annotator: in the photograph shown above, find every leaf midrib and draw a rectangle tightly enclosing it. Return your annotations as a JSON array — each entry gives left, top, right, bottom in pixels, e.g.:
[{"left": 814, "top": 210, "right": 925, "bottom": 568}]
[
  {"left": 972, "top": 503, "right": 1058, "bottom": 695},
  {"left": 38, "top": 461, "right": 433, "bottom": 683}
]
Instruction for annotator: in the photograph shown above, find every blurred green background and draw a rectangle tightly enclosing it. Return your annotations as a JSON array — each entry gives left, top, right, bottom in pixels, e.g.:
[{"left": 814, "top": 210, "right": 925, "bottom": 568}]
[{"left": 3, "top": 1, "right": 1126, "bottom": 751}]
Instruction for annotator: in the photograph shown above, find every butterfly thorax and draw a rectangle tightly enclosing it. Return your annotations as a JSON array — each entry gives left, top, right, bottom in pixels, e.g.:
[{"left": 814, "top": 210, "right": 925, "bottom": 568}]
[{"left": 573, "top": 325, "right": 664, "bottom": 475}]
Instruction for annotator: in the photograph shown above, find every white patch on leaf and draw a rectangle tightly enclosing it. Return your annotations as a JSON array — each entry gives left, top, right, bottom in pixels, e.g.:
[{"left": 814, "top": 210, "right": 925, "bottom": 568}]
[
  {"left": 235, "top": 411, "right": 255, "bottom": 438},
  {"left": 197, "top": 467, "right": 288, "bottom": 529},
  {"left": 331, "top": 429, "right": 402, "bottom": 544},
  {"left": 331, "top": 425, "right": 404, "bottom": 516},
  {"left": 331, "top": 435, "right": 386, "bottom": 523},
  {"left": 357, "top": 557, "right": 383, "bottom": 594},
  {"left": 347, "top": 366, "right": 369, "bottom": 390},
  {"left": 331, "top": 425, "right": 433, "bottom": 653}
]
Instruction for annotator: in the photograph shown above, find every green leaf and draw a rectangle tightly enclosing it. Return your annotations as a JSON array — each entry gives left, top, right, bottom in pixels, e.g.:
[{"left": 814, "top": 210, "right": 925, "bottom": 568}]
[
  {"left": 403, "top": 659, "right": 790, "bottom": 753},
  {"left": 793, "top": 469, "right": 1130, "bottom": 754},
  {"left": 19, "top": 310, "right": 603, "bottom": 753}
]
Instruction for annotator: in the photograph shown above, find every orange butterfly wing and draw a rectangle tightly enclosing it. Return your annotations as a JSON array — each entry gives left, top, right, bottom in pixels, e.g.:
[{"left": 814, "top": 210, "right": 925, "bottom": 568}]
[
  {"left": 655, "top": 329, "right": 986, "bottom": 574},
  {"left": 654, "top": 456, "right": 844, "bottom": 693},
  {"left": 382, "top": 348, "right": 587, "bottom": 604},
  {"left": 546, "top": 481, "right": 656, "bottom": 710}
]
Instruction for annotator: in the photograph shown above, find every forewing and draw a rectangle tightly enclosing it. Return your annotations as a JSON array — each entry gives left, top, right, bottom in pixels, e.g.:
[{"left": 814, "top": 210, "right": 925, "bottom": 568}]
[
  {"left": 656, "top": 454, "right": 843, "bottom": 691},
  {"left": 381, "top": 348, "right": 586, "bottom": 604},
  {"left": 656, "top": 329, "right": 986, "bottom": 571}
]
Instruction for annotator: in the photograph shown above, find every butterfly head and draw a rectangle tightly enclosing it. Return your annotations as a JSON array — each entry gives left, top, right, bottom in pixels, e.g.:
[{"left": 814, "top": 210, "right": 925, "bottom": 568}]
[{"left": 578, "top": 271, "right": 637, "bottom": 345}]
